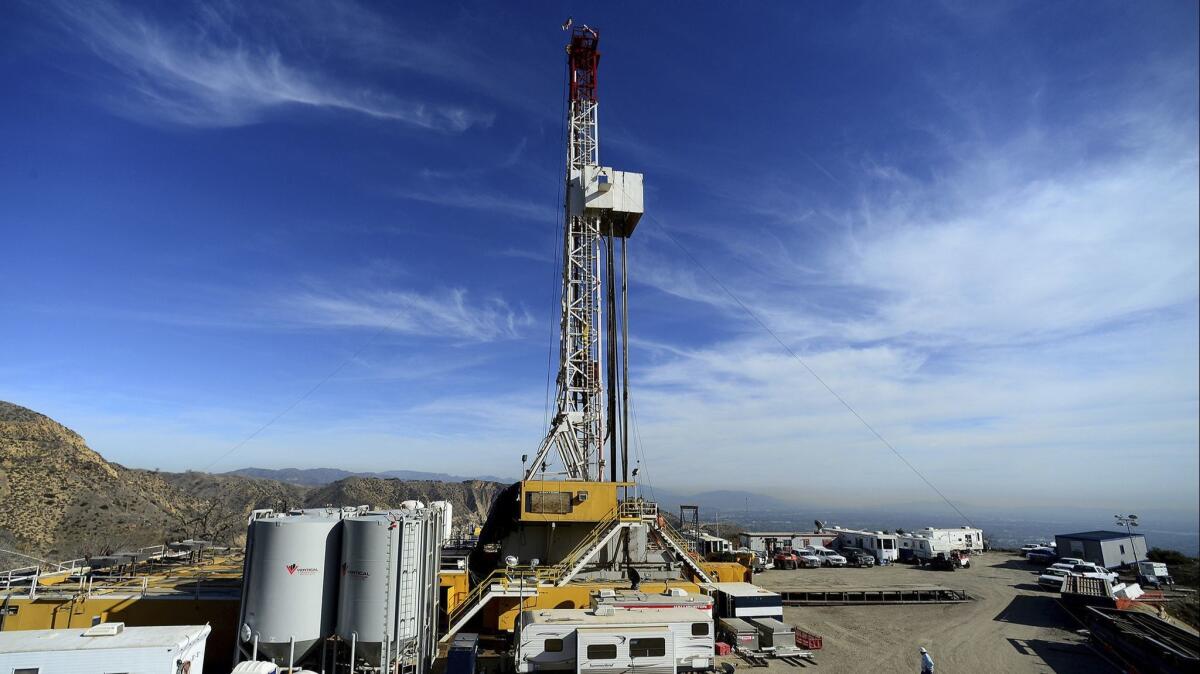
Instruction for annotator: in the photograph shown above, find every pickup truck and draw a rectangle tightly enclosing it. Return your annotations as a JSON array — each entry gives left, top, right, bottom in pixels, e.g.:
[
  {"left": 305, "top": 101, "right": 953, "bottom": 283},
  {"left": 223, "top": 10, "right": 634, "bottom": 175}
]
[
  {"left": 804, "top": 547, "right": 848, "bottom": 567},
  {"left": 772, "top": 550, "right": 800, "bottom": 570},
  {"left": 1071, "top": 563, "right": 1118, "bottom": 583},
  {"left": 839, "top": 547, "right": 876, "bottom": 568},
  {"left": 1037, "top": 567, "right": 1071, "bottom": 590}
]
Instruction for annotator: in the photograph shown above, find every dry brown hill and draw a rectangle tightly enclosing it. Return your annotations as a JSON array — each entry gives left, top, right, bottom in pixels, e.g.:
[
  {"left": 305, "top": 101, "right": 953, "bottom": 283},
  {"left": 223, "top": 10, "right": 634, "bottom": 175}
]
[
  {"left": 304, "top": 477, "right": 508, "bottom": 527},
  {"left": 0, "top": 401, "right": 504, "bottom": 564}
]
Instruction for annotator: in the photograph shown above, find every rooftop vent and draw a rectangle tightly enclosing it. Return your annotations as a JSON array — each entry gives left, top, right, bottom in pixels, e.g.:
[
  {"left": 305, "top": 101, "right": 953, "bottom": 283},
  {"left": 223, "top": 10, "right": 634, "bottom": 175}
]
[
  {"left": 83, "top": 622, "right": 125, "bottom": 637},
  {"left": 594, "top": 605, "right": 616, "bottom": 616}
]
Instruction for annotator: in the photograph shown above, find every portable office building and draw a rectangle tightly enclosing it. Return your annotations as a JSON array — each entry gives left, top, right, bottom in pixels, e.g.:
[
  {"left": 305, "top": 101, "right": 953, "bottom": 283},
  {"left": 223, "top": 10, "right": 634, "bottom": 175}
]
[
  {"left": 737, "top": 532, "right": 836, "bottom": 555},
  {"left": 0, "top": 623, "right": 210, "bottom": 673},
  {"left": 515, "top": 607, "right": 714, "bottom": 673},
  {"left": 706, "top": 582, "right": 783, "bottom": 622},
  {"left": 1056, "top": 531, "right": 1148, "bottom": 568}
]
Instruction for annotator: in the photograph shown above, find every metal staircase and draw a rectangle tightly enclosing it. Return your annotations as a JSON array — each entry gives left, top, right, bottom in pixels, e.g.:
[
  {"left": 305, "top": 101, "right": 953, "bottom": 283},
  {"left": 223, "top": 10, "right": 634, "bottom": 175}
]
[
  {"left": 442, "top": 501, "right": 658, "bottom": 640},
  {"left": 647, "top": 513, "right": 714, "bottom": 584}
]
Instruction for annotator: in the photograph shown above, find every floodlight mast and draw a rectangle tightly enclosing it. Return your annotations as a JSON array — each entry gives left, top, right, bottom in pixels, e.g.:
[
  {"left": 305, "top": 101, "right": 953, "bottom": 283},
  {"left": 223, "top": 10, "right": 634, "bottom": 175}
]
[{"left": 526, "top": 24, "right": 644, "bottom": 482}]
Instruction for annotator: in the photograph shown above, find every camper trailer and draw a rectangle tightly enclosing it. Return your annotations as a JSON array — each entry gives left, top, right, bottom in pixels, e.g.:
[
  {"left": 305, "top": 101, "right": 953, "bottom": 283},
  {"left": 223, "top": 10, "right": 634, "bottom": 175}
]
[
  {"left": 828, "top": 527, "right": 899, "bottom": 562},
  {"left": 516, "top": 607, "right": 714, "bottom": 673},
  {"left": 915, "top": 527, "right": 985, "bottom": 553}
]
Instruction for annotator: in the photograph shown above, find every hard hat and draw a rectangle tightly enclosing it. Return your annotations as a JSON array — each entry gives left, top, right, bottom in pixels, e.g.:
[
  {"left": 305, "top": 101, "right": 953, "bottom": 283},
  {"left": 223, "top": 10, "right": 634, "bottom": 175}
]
[{"left": 919, "top": 647, "right": 927, "bottom": 653}]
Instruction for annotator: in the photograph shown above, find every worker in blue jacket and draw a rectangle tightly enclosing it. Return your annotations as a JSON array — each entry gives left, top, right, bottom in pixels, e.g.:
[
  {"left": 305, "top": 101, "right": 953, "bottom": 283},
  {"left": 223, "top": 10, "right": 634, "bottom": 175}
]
[{"left": 919, "top": 646, "right": 935, "bottom": 673}]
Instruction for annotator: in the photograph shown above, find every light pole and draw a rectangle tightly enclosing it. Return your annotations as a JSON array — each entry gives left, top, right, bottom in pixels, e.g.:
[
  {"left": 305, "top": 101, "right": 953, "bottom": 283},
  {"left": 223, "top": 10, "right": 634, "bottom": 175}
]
[
  {"left": 1114, "top": 514, "right": 1140, "bottom": 566},
  {"left": 506, "top": 555, "right": 521, "bottom": 670}
]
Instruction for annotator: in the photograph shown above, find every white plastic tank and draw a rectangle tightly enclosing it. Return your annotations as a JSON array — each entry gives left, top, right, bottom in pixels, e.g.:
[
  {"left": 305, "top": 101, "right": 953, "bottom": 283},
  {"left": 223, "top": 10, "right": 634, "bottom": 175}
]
[
  {"left": 239, "top": 510, "right": 343, "bottom": 663},
  {"left": 430, "top": 501, "right": 453, "bottom": 544}
]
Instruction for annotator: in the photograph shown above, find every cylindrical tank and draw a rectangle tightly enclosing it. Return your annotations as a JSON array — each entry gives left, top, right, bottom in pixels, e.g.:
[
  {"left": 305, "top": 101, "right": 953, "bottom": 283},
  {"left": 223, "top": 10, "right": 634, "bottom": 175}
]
[
  {"left": 430, "top": 501, "right": 453, "bottom": 544},
  {"left": 239, "top": 511, "right": 342, "bottom": 663},
  {"left": 336, "top": 513, "right": 401, "bottom": 662}
]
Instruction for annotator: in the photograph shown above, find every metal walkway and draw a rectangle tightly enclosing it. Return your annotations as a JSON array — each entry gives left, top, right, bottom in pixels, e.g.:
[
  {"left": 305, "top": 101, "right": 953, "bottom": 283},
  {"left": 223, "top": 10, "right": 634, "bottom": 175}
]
[{"left": 780, "top": 586, "right": 971, "bottom": 605}]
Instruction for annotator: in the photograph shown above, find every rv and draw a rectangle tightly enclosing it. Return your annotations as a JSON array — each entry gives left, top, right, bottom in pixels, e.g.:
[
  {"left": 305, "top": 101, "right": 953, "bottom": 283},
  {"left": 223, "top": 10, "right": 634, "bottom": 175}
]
[
  {"left": 516, "top": 607, "right": 714, "bottom": 673},
  {"left": 828, "top": 527, "right": 899, "bottom": 562},
  {"left": 915, "top": 526, "right": 985, "bottom": 553}
]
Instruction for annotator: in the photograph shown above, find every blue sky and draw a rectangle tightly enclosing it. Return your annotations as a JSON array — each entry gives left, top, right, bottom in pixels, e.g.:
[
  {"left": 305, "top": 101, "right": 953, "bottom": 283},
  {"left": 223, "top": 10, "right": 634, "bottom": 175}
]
[{"left": 1, "top": 1, "right": 1197, "bottom": 515}]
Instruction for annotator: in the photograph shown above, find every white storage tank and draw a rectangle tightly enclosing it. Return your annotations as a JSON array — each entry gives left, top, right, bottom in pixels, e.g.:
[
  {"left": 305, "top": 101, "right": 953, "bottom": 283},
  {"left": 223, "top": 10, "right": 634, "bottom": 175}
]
[
  {"left": 430, "top": 500, "right": 453, "bottom": 544},
  {"left": 334, "top": 504, "right": 446, "bottom": 674},
  {"left": 238, "top": 510, "right": 343, "bottom": 664},
  {"left": 336, "top": 512, "right": 402, "bottom": 662}
]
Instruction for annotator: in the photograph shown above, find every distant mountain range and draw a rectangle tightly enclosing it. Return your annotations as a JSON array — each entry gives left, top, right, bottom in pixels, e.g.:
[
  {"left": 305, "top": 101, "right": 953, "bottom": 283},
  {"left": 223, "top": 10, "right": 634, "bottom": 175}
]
[
  {"left": 225, "top": 469, "right": 795, "bottom": 513},
  {"left": 225, "top": 466, "right": 512, "bottom": 486}
]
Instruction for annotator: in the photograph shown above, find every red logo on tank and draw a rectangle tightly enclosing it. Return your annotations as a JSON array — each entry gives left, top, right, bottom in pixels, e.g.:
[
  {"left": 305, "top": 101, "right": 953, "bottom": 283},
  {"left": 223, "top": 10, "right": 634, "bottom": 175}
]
[{"left": 286, "top": 564, "right": 298, "bottom": 575}]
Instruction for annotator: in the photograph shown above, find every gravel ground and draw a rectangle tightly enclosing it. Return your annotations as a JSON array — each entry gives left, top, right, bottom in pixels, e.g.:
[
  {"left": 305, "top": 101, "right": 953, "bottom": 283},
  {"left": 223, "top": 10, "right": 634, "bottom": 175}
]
[{"left": 725, "top": 553, "right": 1116, "bottom": 674}]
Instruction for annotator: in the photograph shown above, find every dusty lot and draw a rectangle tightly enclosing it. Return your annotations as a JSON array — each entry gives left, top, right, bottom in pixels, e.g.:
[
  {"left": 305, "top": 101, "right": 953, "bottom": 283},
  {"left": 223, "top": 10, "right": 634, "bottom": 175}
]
[{"left": 736, "top": 553, "right": 1114, "bottom": 673}]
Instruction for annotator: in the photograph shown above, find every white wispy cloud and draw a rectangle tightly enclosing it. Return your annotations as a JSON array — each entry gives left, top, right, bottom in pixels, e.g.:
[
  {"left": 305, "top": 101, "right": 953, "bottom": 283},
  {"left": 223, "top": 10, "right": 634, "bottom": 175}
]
[
  {"left": 623, "top": 89, "right": 1199, "bottom": 509},
  {"left": 393, "top": 187, "right": 558, "bottom": 223},
  {"left": 44, "top": 1, "right": 493, "bottom": 130},
  {"left": 281, "top": 286, "right": 533, "bottom": 342}
]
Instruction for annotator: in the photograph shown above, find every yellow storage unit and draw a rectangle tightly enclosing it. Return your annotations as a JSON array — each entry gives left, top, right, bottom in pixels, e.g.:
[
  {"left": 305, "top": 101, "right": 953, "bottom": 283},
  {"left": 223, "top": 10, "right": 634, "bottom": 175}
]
[
  {"left": 518, "top": 480, "right": 633, "bottom": 523},
  {"left": 699, "top": 561, "right": 751, "bottom": 583}
]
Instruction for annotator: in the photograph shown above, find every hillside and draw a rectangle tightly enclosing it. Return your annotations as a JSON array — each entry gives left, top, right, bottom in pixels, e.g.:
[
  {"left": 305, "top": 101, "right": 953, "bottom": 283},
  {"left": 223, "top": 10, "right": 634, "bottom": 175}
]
[
  {"left": 305, "top": 477, "right": 508, "bottom": 527},
  {"left": 0, "top": 401, "right": 505, "bottom": 564}
]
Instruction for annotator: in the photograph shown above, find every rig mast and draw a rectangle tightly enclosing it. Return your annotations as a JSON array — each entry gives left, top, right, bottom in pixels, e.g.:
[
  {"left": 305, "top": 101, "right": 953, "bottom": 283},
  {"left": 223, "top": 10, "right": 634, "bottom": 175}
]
[{"left": 527, "top": 24, "right": 643, "bottom": 482}]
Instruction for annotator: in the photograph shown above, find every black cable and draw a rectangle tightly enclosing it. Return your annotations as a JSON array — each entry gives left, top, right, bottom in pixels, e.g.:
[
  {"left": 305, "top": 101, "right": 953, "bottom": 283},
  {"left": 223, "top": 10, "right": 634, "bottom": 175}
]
[{"left": 648, "top": 215, "right": 975, "bottom": 528}]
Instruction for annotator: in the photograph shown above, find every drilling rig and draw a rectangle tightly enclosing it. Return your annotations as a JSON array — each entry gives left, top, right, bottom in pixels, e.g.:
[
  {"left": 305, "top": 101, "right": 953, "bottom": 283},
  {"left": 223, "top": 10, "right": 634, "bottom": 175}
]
[{"left": 445, "top": 24, "right": 714, "bottom": 642}]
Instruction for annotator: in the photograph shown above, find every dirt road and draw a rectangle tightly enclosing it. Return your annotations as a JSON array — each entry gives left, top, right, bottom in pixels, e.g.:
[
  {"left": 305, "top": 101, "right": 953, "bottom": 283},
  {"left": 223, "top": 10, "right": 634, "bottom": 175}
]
[{"left": 739, "top": 553, "right": 1115, "bottom": 673}]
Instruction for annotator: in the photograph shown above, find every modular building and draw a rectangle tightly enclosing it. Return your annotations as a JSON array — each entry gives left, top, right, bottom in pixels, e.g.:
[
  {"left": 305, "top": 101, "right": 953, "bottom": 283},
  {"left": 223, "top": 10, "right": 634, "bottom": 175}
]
[
  {"left": 1056, "top": 531, "right": 1148, "bottom": 568},
  {"left": 515, "top": 607, "right": 714, "bottom": 673},
  {"left": 0, "top": 622, "right": 210, "bottom": 673},
  {"left": 738, "top": 532, "right": 836, "bottom": 555},
  {"left": 705, "top": 582, "right": 783, "bottom": 622},
  {"left": 685, "top": 531, "right": 733, "bottom": 556},
  {"left": 826, "top": 527, "right": 899, "bottom": 562}
]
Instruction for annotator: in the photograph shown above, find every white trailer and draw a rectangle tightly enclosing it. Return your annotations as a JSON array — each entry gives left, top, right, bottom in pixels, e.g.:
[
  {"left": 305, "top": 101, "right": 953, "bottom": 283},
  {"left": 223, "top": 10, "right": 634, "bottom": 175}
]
[
  {"left": 0, "top": 622, "right": 210, "bottom": 673},
  {"left": 827, "top": 527, "right": 899, "bottom": 562},
  {"left": 516, "top": 607, "right": 714, "bottom": 673},
  {"left": 915, "top": 527, "right": 984, "bottom": 553}
]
